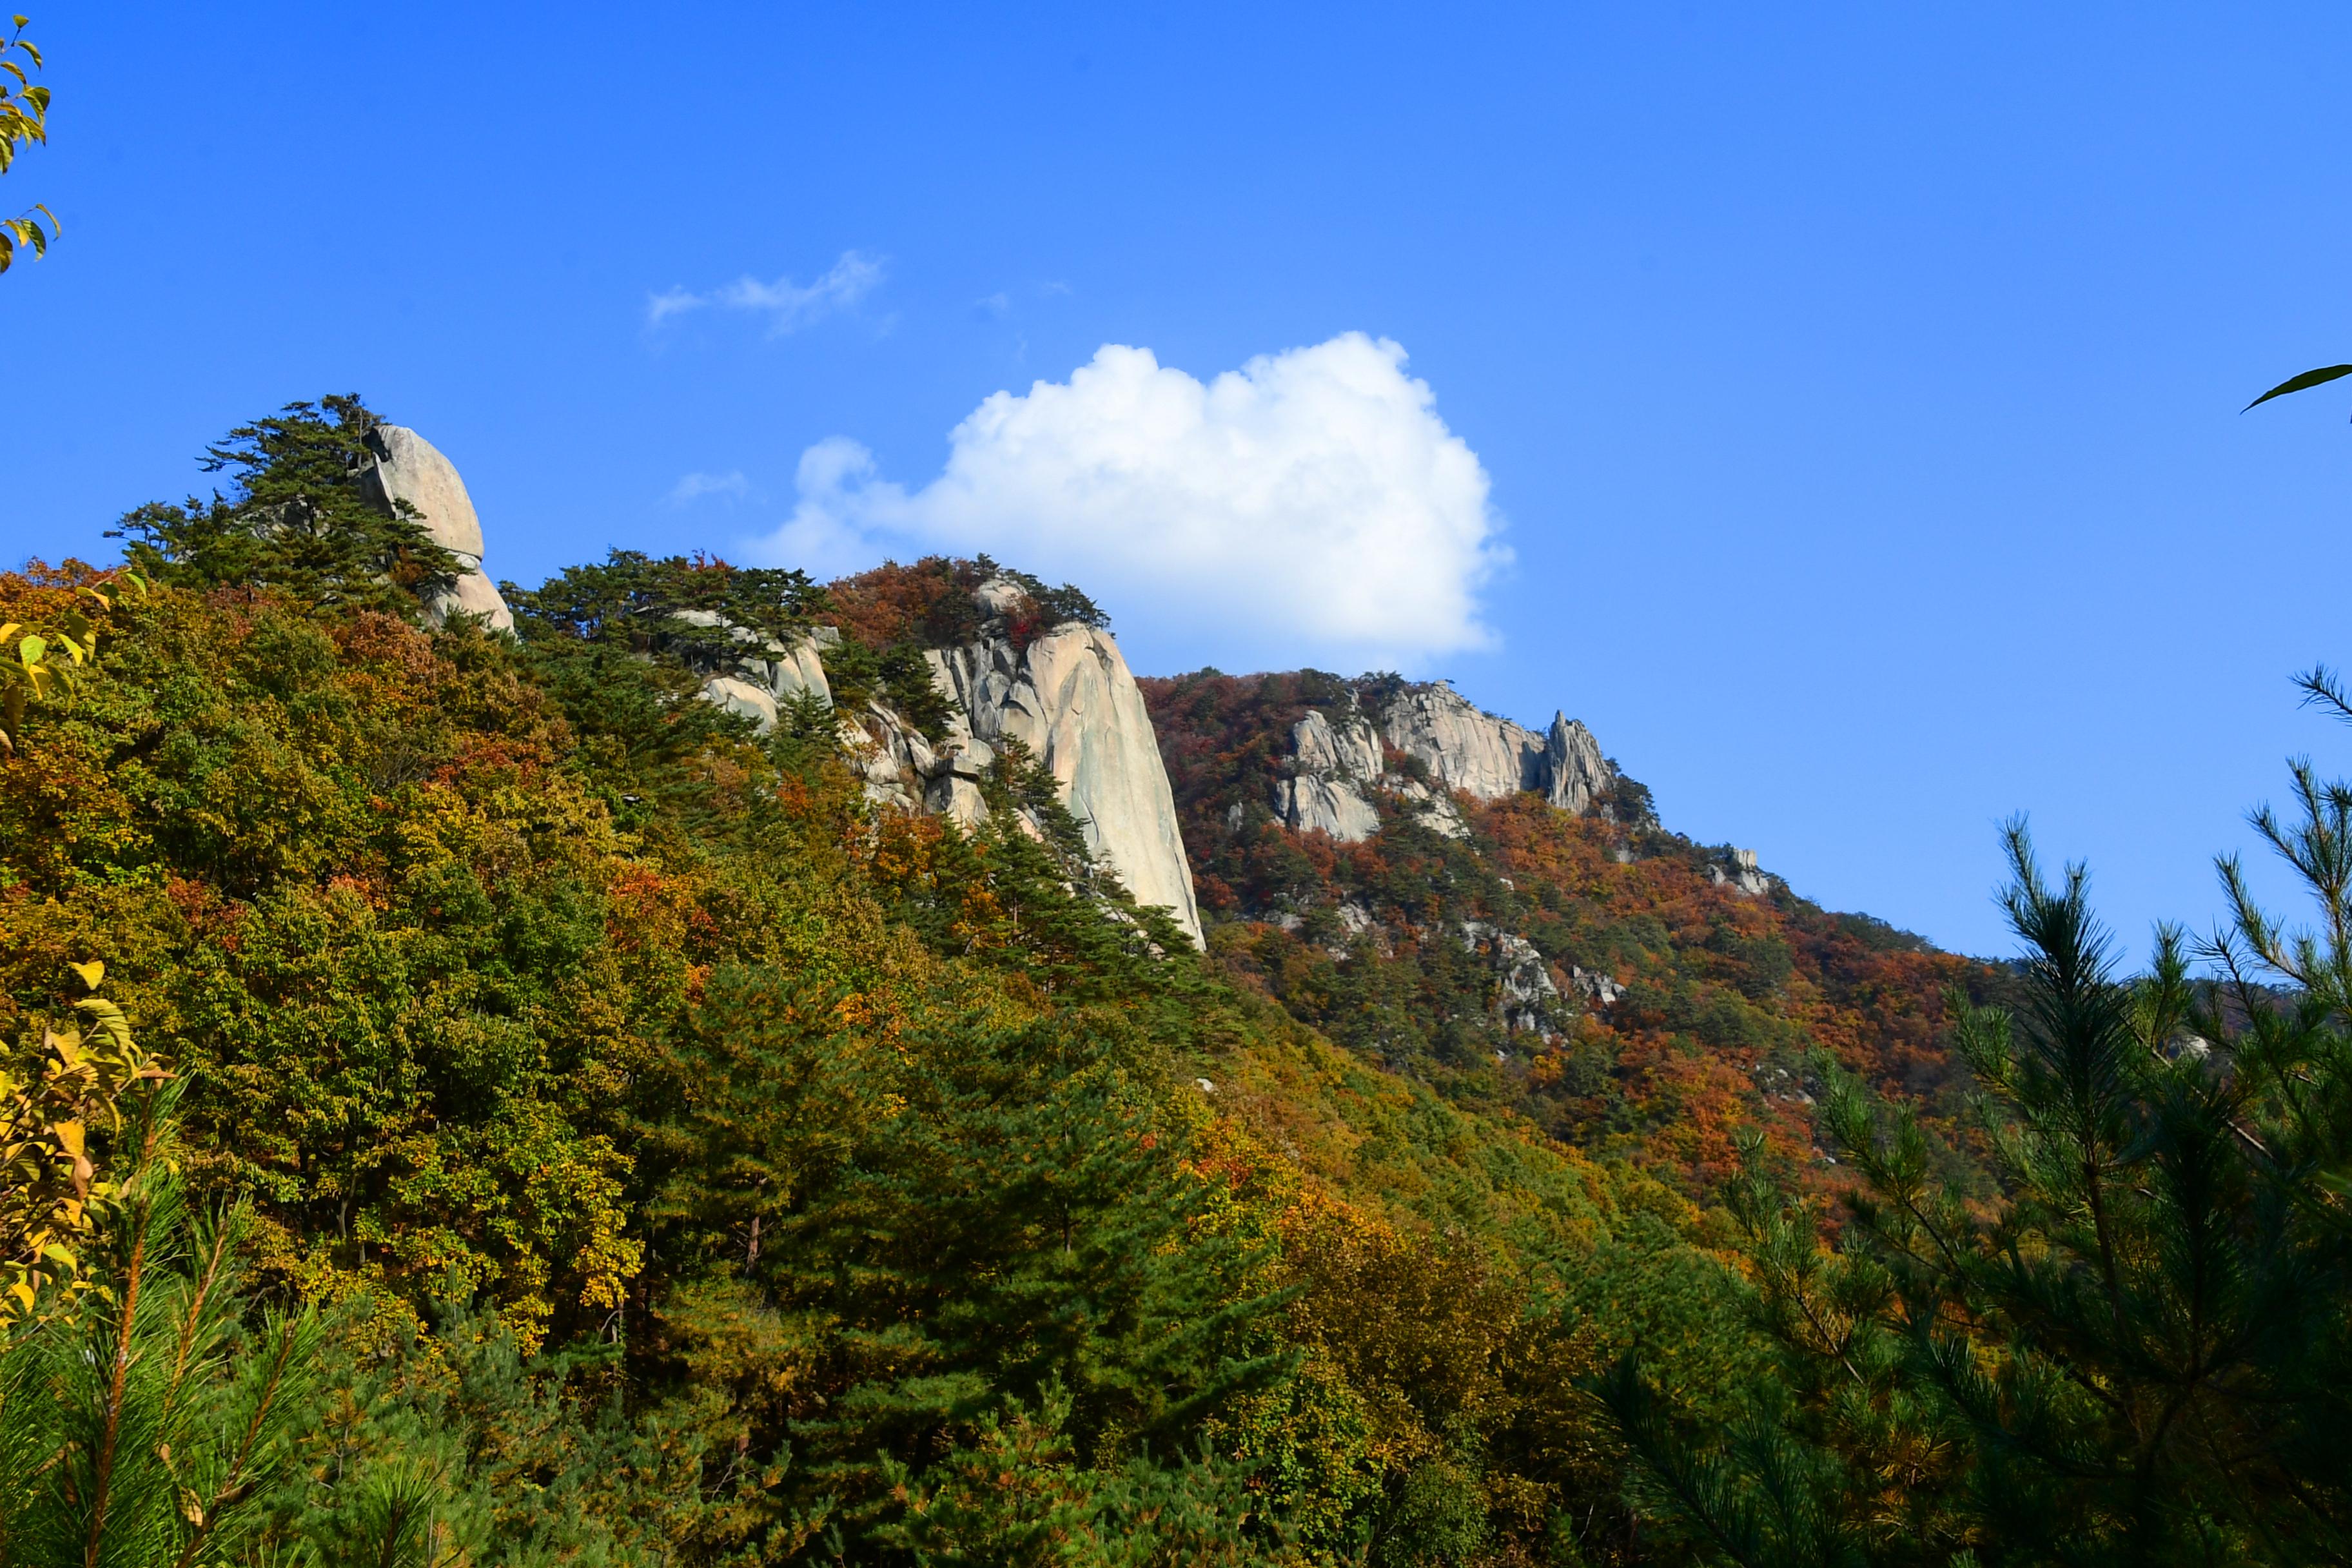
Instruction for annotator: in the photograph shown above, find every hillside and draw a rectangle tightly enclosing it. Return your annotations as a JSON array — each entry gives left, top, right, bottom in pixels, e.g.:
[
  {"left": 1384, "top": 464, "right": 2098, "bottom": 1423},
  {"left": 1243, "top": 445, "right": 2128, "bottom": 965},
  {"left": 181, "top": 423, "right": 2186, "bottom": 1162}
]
[
  {"left": 1137, "top": 668, "right": 2002, "bottom": 1186},
  {"left": 0, "top": 406, "right": 1753, "bottom": 1564},
  {"left": 8, "top": 402, "right": 2346, "bottom": 1565}
]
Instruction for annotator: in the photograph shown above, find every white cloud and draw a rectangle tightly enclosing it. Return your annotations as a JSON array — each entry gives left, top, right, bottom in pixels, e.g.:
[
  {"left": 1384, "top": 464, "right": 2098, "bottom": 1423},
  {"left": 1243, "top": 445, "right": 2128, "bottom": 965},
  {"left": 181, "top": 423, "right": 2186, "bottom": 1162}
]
[
  {"left": 666, "top": 470, "right": 750, "bottom": 506},
  {"left": 647, "top": 250, "right": 885, "bottom": 335},
  {"left": 758, "top": 333, "right": 1507, "bottom": 670}
]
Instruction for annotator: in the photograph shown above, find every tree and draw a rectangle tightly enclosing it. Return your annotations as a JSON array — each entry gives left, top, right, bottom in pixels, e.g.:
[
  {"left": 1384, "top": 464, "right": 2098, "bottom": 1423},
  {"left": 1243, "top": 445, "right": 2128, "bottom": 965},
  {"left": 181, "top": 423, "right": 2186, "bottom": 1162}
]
[
  {"left": 113, "top": 397, "right": 462, "bottom": 618},
  {"left": 2245, "top": 363, "right": 2352, "bottom": 416},
  {"left": 0, "top": 567, "right": 144, "bottom": 758},
  {"left": 0, "top": 14, "right": 54, "bottom": 274},
  {"left": 1603, "top": 796, "right": 2352, "bottom": 1564},
  {"left": 0, "top": 1094, "right": 325, "bottom": 1568},
  {"left": 0, "top": 963, "right": 166, "bottom": 1332},
  {"left": 642, "top": 962, "right": 1288, "bottom": 1558}
]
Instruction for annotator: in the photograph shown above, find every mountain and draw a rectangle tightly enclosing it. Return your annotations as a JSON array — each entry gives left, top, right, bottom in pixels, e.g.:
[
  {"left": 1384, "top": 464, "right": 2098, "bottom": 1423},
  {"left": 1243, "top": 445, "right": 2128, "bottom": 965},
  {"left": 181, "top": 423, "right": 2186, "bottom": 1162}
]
[
  {"left": 358, "top": 413, "right": 1993, "bottom": 1186},
  {"left": 37, "top": 407, "right": 2311, "bottom": 1563},
  {"left": 1133, "top": 667, "right": 2001, "bottom": 1183}
]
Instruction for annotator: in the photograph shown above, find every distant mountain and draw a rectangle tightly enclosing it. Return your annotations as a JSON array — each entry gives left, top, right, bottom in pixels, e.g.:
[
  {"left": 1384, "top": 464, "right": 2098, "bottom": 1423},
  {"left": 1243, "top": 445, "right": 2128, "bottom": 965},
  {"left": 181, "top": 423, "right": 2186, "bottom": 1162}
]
[{"left": 1137, "top": 667, "right": 2006, "bottom": 1181}]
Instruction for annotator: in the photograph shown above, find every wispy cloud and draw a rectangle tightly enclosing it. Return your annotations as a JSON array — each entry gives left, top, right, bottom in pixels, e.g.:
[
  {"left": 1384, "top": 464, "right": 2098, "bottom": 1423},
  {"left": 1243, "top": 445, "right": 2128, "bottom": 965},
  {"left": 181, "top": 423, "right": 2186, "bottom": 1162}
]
[
  {"left": 974, "top": 291, "right": 1013, "bottom": 320},
  {"left": 666, "top": 469, "right": 750, "bottom": 506},
  {"left": 647, "top": 250, "right": 885, "bottom": 335}
]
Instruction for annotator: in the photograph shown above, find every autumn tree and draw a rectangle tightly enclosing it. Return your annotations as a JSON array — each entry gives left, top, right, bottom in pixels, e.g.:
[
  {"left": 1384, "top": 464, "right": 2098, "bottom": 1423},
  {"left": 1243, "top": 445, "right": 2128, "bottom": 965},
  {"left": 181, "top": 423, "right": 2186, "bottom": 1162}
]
[{"left": 0, "top": 14, "right": 54, "bottom": 273}]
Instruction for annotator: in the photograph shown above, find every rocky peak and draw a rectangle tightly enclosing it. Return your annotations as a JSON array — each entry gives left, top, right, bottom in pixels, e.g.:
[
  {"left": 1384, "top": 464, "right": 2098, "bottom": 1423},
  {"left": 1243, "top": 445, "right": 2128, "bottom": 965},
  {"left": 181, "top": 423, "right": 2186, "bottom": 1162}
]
[
  {"left": 1259, "top": 680, "right": 1620, "bottom": 845},
  {"left": 354, "top": 425, "right": 514, "bottom": 632},
  {"left": 1542, "top": 712, "right": 1608, "bottom": 815},
  {"left": 737, "top": 572, "right": 1197, "bottom": 946},
  {"left": 1379, "top": 681, "right": 1544, "bottom": 801}
]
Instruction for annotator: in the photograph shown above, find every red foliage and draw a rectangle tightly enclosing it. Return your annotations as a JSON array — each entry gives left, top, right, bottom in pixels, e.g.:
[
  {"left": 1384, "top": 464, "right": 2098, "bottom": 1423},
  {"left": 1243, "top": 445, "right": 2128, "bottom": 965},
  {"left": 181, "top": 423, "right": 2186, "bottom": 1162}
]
[{"left": 824, "top": 557, "right": 986, "bottom": 651}]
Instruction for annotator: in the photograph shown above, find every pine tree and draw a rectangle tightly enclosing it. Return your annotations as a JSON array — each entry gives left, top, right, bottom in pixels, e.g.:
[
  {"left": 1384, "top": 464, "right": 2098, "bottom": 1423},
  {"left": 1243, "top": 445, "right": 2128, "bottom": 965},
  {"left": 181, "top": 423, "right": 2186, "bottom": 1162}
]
[
  {"left": 112, "top": 397, "right": 462, "bottom": 618},
  {"left": 643, "top": 961, "right": 1289, "bottom": 1558},
  {"left": 1602, "top": 792, "right": 2352, "bottom": 1564}
]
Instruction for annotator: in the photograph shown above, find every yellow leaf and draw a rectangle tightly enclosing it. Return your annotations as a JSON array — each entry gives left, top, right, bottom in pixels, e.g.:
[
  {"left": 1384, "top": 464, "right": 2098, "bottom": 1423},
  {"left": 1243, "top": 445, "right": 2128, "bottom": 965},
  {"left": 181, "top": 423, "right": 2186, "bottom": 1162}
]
[
  {"left": 68, "top": 959, "right": 103, "bottom": 990},
  {"left": 0, "top": 622, "right": 17, "bottom": 642},
  {"left": 6, "top": 1280, "right": 33, "bottom": 1309}
]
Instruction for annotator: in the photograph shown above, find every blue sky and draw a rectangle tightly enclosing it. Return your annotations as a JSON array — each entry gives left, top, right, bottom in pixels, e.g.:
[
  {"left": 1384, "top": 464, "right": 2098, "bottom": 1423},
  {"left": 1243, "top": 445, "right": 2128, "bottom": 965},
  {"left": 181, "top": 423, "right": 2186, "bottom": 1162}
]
[{"left": 10, "top": 3, "right": 2352, "bottom": 958}]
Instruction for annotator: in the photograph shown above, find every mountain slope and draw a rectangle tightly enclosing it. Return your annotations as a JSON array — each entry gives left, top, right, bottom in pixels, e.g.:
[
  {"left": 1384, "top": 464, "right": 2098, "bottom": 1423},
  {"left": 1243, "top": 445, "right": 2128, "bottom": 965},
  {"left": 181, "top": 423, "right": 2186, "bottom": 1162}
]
[{"left": 1138, "top": 667, "right": 1999, "bottom": 1184}]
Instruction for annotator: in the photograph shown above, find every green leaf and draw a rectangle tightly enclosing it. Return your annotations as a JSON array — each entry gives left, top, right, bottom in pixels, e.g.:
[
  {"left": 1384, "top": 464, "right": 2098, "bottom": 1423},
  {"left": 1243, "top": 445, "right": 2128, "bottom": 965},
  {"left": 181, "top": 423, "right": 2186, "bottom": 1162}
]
[
  {"left": 2244, "top": 364, "right": 2352, "bottom": 412},
  {"left": 16, "top": 633, "right": 43, "bottom": 666}
]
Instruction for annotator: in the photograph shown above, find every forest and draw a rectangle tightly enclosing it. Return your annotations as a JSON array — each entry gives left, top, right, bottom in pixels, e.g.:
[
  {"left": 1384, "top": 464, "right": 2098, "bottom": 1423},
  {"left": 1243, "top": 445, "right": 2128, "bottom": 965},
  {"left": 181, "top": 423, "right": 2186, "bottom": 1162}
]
[{"left": 0, "top": 397, "right": 2347, "bottom": 1568}]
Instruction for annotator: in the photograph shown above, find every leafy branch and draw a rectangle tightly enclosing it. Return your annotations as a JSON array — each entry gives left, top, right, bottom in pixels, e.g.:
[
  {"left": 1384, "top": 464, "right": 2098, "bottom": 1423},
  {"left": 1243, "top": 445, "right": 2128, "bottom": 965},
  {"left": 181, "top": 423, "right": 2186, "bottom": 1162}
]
[{"left": 0, "top": 14, "right": 55, "bottom": 273}]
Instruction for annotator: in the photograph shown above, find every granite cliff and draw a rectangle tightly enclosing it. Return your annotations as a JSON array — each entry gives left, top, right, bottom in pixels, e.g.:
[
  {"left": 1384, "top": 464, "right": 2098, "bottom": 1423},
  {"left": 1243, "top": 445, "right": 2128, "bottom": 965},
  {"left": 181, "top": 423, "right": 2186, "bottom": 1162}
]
[
  {"left": 686, "top": 574, "right": 1206, "bottom": 946},
  {"left": 824, "top": 580, "right": 1204, "bottom": 945},
  {"left": 1261, "top": 679, "right": 1622, "bottom": 847},
  {"left": 355, "top": 425, "right": 516, "bottom": 632}
]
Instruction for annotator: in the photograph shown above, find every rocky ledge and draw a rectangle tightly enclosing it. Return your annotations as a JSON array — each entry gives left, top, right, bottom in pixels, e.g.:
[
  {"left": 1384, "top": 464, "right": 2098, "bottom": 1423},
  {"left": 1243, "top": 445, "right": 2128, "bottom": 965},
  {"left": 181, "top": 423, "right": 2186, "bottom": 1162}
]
[{"left": 1268, "top": 680, "right": 1617, "bottom": 846}]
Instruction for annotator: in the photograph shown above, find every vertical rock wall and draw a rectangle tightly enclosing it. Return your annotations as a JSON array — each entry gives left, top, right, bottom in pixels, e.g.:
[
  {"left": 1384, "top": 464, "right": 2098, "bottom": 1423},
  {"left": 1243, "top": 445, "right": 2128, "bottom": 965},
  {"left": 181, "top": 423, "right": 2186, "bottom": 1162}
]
[{"left": 924, "top": 598, "right": 1203, "bottom": 945}]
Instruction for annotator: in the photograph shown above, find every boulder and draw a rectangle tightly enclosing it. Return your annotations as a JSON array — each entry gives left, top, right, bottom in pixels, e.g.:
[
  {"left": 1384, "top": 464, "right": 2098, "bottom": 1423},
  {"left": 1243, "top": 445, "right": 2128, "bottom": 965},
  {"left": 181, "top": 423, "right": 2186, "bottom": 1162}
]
[
  {"left": 355, "top": 424, "right": 514, "bottom": 632},
  {"left": 701, "top": 675, "right": 779, "bottom": 732},
  {"left": 674, "top": 609, "right": 835, "bottom": 734}
]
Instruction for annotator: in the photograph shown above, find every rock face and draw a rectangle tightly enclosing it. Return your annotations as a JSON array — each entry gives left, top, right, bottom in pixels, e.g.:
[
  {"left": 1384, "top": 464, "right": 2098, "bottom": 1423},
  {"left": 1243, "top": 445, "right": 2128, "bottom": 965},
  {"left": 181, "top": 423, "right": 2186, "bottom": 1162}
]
[
  {"left": 926, "top": 593, "right": 1202, "bottom": 945},
  {"left": 355, "top": 426, "right": 515, "bottom": 632},
  {"left": 1542, "top": 712, "right": 1608, "bottom": 814},
  {"left": 652, "top": 571, "right": 1199, "bottom": 944},
  {"left": 1379, "top": 682, "right": 1544, "bottom": 800},
  {"left": 1262, "top": 682, "right": 1616, "bottom": 847},
  {"left": 1275, "top": 774, "right": 1382, "bottom": 841},
  {"left": 1272, "top": 710, "right": 1383, "bottom": 840}
]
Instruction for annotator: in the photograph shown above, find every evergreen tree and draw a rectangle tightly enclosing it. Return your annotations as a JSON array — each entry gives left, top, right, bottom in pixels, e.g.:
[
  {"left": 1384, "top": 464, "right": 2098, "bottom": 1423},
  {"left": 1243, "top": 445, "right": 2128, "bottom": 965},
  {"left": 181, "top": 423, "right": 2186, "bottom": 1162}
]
[
  {"left": 112, "top": 396, "right": 462, "bottom": 618},
  {"left": 1604, "top": 787, "right": 2352, "bottom": 1563},
  {"left": 642, "top": 962, "right": 1289, "bottom": 1559},
  {"left": 0, "top": 1095, "right": 323, "bottom": 1568}
]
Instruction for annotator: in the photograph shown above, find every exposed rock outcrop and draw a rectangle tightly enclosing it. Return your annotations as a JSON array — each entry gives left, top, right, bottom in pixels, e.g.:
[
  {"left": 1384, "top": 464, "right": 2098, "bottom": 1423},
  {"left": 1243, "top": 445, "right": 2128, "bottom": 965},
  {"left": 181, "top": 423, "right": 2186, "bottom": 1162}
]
[
  {"left": 1710, "top": 847, "right": 1770, "bottom": 897},
  {"left": 1380, "top": 682, "right": 1543, "bottom": 801},
  {"left": 1264, "top": 681, "right": 1613, "bottom": 846},
  {"left": 1292, "top": 709, "right": 1382, "bottom": 779},
  {"left": 926, "top": 593, "right": 1202, "bottom": 944},
  {"left": 1274, "top": 774, "right": 1382, "bottom": 841},
  {"left": 355, "top": 425, "right": 515, "bottom": 632},
  {"left": 650, "top": 571, "right": 1199, "bottom": 944},
  {"left": 1460, "top": 921, "right": 1562, "bottom": 1034},
  {"left": 1542, "top": 712, "right": 1608, "bottom": 814},
  {"left": 1272, "top": 710, "right": 1384, "bottom": 841},
  {"left": 681, "top": 611, "right": 836, "bottom": 735}
]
